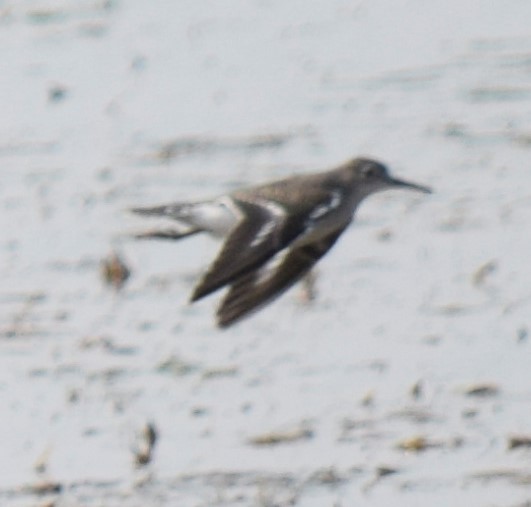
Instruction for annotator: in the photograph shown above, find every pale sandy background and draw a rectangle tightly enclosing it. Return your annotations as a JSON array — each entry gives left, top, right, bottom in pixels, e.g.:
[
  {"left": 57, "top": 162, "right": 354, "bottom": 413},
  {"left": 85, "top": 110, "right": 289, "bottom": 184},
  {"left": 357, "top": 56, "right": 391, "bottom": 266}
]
[{"left": 1, "top": 1, "right": 531, "bottom": 506}]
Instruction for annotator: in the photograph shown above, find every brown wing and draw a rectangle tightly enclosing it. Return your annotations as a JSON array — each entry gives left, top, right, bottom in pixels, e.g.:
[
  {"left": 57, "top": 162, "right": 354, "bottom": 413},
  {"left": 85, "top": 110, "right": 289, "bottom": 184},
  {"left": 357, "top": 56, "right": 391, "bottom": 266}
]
[
  {"left": 216, "top": 226, "right": 347, "bottom": 328},
  {"left": 190, "top": 198, "right": 304, "bottom": 302}
]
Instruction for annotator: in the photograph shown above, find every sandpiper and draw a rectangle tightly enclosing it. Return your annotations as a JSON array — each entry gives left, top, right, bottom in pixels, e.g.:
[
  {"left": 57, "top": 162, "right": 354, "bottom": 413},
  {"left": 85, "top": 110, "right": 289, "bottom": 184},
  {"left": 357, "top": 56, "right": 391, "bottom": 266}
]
[{"left": 132, "top": 157, "right": 431, "bottom": 328}]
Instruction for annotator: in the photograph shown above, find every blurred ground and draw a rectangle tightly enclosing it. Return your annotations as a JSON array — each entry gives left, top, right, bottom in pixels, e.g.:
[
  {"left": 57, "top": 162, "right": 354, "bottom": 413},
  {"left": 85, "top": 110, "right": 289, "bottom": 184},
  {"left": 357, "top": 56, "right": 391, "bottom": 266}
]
[{"left": 1, "top": 1, "right": 531, "bottom": 506}]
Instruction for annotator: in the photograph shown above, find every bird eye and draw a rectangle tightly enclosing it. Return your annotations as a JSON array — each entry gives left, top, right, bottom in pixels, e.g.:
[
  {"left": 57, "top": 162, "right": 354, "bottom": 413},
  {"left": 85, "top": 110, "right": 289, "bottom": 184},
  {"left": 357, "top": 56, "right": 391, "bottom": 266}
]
[{"left": 361, "top": 165, "right": 377, "bottom": 178}]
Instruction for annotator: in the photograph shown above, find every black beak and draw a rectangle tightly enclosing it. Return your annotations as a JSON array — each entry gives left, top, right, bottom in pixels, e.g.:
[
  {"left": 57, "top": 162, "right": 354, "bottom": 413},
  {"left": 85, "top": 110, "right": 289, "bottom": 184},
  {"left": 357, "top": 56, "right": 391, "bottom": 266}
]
[{"left": 388, "top": 176, "right": 432, "bottom": 194}]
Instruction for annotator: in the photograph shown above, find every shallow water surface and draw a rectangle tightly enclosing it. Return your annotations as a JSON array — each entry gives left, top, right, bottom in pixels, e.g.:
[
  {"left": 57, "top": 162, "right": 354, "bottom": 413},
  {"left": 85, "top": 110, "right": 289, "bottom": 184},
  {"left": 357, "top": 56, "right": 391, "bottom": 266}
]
[{"left": 1, "top": 1, "right": 531, "bottom": 505}]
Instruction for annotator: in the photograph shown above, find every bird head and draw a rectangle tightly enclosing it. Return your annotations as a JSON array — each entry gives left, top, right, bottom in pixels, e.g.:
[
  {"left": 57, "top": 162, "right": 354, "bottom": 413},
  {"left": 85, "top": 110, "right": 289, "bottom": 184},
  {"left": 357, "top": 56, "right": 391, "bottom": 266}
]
[{"left": 347, "top": 158, "right": 432, "bottom": 197}]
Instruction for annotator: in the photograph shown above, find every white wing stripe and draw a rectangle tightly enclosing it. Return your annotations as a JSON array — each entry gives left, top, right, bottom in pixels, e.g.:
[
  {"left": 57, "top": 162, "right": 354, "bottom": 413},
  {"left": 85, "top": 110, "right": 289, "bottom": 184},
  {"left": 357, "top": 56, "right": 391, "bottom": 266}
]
[
  {"left": 309, "top": 190, "right": 342, "bottom": 220},
  {"left": 246, "top": 197, "right": 287, "bottom": 248}
]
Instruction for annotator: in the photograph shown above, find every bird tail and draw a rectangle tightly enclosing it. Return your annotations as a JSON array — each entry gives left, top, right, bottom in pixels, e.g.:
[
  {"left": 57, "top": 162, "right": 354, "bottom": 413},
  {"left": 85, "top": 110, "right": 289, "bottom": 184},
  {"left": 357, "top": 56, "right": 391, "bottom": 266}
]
[
  {"left": 130, "top": 203, "right": 201, "bottom": 241},
  {"left": 130, "top": 204, "right": 181, "bottom": 218},
  {"left": 134, "top": 228, "right": 200, "bottom": 241}
]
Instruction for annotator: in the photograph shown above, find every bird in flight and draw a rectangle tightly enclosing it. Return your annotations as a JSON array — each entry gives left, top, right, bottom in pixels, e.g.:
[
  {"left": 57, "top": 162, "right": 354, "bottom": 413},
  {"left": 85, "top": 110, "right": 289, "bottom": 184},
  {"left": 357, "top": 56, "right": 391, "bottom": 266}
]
[{"left": 131, "top": 157, "right": 431, "bottom": 328}]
